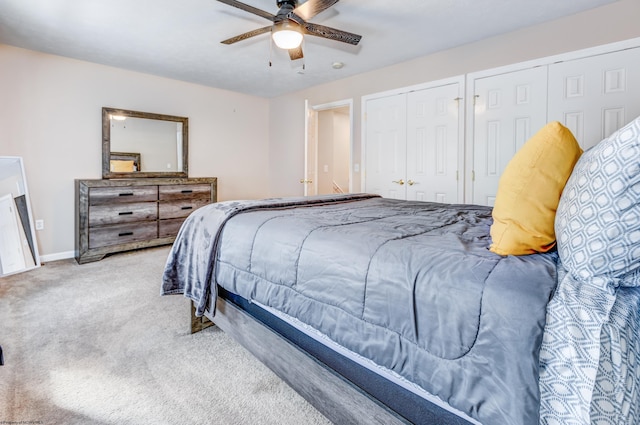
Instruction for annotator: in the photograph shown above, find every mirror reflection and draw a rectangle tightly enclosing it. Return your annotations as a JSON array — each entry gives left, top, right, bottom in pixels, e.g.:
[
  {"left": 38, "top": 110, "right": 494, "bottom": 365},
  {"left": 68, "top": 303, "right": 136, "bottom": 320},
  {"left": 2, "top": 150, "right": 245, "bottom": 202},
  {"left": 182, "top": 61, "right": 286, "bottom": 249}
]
[
  {"left": 102, "top": 108, "right": 188, "bottom": 179},
  {"left": 0, "top": 156, "right": 40, "bottom": 277}
]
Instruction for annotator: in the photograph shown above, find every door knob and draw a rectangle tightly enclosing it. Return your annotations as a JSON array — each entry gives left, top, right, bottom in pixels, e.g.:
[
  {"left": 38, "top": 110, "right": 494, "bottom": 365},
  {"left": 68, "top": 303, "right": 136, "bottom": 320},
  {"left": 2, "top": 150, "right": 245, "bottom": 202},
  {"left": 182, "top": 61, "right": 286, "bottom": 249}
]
[
  {"left": 392, "top": 179, "right": 405, "bottom": 186},
  {"left": 407, "top": 180, "right": 418, "bottom": 186},
  {"left": 299, "top": 179, "right": 313, "bottom": 184}
]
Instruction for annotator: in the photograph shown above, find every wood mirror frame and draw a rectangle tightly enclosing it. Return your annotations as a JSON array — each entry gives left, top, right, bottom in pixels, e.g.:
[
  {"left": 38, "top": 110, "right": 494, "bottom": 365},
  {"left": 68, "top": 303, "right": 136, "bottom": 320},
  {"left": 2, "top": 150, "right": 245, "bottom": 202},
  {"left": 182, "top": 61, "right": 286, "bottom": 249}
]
[{"left": 102, "top": 107, "right": 188, "bottom": 179}]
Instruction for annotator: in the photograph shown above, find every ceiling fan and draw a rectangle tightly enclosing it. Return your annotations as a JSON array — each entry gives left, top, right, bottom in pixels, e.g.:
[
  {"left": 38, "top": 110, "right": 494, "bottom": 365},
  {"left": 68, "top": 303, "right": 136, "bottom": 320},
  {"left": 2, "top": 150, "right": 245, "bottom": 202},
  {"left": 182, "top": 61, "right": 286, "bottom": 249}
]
[{"left": 217, "top": 0, "right": 362, "bottom": 61}]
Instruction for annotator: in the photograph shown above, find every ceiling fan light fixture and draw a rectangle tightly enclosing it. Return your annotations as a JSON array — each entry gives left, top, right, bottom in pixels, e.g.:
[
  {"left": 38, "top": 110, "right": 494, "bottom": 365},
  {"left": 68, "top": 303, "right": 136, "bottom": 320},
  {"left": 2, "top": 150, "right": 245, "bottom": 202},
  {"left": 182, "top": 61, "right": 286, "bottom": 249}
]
[{"left": 272, "top": 22, "right": 303, "bottom": 49}]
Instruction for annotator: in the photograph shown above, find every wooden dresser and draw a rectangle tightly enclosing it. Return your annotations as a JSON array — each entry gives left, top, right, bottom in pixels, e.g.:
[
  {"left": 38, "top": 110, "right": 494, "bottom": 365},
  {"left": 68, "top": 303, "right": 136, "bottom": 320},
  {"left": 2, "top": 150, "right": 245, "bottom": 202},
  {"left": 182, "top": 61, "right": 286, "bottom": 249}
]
[{"left": 75, "top": 177, "right": 217, "bottom": 264}]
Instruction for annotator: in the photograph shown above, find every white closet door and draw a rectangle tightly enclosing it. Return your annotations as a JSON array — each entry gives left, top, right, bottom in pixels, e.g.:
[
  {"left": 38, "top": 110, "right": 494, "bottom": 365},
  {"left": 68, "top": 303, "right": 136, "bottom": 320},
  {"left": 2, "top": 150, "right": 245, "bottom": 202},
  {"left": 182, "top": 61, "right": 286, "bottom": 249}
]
[
  {"left": 0, "top": 194, "right": 26, "bottom": 274},
  {"left": 548, "top": 47, "right": 640, "bottom": 150},
  {"left": 364, "top": 93, "right": 407, "bottom": 199},
  {"left": 406, "top": 84, "right": 461, "bottom": 203},
  {"left": 471, "top": 67, "right": 548, "bottom": 206}
]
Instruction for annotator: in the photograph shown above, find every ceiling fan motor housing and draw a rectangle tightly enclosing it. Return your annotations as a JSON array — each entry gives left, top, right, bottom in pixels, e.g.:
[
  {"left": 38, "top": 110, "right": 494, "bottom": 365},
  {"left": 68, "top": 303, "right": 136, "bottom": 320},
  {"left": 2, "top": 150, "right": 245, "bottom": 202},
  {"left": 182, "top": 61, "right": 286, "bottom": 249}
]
[
  {"left": 276, "top": 0, "right": 298, "bottom": 8},
  {"left": 276, "top": 0, "right": 298, "bottom": 22}
]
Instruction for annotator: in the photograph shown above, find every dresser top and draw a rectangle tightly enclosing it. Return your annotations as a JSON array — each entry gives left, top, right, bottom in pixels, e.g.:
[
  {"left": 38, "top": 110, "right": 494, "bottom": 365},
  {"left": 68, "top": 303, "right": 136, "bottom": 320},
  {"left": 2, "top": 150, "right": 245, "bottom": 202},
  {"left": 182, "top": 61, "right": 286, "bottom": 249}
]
[{"left": 76, "top": 177, "right": 217, "bottom": 188}]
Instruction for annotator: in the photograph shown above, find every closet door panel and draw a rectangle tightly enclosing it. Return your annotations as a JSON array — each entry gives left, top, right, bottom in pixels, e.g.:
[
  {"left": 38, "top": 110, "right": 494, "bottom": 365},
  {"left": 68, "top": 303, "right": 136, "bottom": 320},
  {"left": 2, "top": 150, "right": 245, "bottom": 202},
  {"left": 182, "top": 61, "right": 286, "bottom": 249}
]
[
  {"left": 548, "top": 46, "right": 640, "bottom": 149},
  {"left": 406, "top": 84, "right": 461, "bottom": 203},
  {"left": 471, "top": 67, "right": 548, "bottom": 206},
  {"left": 364, "top": 94, "right": 407, "bottom": 199}
]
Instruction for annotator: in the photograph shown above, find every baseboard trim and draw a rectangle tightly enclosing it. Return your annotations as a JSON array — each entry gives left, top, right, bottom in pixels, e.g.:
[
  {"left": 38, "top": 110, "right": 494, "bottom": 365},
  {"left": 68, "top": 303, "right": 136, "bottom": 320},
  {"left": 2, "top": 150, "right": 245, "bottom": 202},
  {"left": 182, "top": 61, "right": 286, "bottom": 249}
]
[{"left": 40, "top": 251, "right": 75, "bottom": 263}]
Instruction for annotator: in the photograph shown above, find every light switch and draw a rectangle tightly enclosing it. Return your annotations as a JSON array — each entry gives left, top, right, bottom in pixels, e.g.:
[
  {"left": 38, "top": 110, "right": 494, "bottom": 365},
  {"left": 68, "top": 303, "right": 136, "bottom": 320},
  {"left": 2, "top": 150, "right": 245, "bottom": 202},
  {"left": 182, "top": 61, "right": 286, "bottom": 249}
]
[{"left": 323, "top": 164, "right": 329, "bottom": 172}]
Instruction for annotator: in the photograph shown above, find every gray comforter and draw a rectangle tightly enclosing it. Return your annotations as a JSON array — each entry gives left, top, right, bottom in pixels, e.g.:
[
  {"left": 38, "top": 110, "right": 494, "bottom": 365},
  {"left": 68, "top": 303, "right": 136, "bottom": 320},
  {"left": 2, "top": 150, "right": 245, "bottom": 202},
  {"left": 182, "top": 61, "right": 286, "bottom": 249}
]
[{"left": 162, "top": 194, "right": 558, "bottom": 425}]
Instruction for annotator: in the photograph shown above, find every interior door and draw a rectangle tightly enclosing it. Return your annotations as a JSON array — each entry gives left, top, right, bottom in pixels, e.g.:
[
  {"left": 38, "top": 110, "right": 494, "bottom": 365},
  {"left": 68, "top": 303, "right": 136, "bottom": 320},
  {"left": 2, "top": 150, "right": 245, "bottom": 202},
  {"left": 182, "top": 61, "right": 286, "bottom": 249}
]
[
  {"left": 364, "top": 93, "right": 407, "bottom": 199},
  {"left": 471, "top": 67, "right": 548, "bottom": 206},
  {"left": 0, "top": 193, "right": 26, "bottom": 274},
  {"left": 548, "top": 46, "right": 640, "bottom": 149},
  {"left": 406, "top": 83, "right": 461, "bottom": 203}
]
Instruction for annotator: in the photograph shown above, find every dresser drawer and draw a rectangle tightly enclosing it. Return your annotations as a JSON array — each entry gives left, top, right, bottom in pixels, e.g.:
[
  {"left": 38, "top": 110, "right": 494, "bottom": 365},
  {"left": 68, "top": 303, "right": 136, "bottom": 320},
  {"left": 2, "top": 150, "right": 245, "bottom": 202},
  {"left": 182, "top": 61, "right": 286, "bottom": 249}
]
[
  {"left": 159, "top": 184, "right": 211, "bottom": 201},
  {"left": 159, "top": 199, "right": 210, "bottom": 219},
  {"left": 89, "top": 202, "right": 158, "bottom": 226},
  {"left": 158, "top": 218, "right": 186, "bottom": 238},
  {"left": 89, "top": 221, "right": 158, "bottom": 248},
  {"left": 90, "top": 186, "right": 158, "bottom": 205}
]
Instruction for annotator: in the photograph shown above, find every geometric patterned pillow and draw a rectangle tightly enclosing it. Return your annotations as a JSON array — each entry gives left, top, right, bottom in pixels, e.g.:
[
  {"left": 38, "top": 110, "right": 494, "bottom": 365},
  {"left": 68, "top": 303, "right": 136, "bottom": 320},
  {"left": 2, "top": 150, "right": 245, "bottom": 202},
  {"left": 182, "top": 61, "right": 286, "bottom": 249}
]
[{"left": 555, "top": 115, "right": 640, "bottom": 286}]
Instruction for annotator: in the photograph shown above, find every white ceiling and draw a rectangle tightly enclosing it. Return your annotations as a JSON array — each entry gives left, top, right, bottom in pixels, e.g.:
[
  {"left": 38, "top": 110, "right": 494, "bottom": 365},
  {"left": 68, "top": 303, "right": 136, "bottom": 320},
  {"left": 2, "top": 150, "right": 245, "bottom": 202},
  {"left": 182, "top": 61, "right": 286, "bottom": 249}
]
[{"left": 0, "top": 0, "right": 616, "bottom": 98}]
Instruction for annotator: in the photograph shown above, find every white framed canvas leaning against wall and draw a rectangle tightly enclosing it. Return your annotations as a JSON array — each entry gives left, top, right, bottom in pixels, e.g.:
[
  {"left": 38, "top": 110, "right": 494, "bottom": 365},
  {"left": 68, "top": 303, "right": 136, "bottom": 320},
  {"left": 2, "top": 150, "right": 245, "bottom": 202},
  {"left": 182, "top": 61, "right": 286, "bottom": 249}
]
[{"left": 0, "top": 156, "right": 40, "bottom": 277}]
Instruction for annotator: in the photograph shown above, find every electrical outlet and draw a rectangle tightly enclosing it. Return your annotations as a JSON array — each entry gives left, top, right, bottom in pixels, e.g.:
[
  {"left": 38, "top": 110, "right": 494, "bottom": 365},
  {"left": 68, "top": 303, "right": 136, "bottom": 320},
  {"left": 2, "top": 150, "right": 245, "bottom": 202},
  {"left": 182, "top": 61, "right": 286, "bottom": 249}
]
[{"left": 35, "top": 219, "right": 44, "bottom": 230}]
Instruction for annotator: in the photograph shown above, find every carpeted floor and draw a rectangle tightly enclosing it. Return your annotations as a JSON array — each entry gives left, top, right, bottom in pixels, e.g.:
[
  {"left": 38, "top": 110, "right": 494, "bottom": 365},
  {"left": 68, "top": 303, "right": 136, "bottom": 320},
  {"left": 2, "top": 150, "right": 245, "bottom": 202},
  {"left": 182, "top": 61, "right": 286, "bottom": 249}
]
[{"left": 0, "top": 246, "right": 331, "bottom": 425}]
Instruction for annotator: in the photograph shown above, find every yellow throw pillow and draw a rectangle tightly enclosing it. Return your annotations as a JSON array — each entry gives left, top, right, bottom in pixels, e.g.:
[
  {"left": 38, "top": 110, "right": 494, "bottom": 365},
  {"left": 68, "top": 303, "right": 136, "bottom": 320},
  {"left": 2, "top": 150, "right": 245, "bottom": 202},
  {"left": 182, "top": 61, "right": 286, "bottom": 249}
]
[{"left": 489, "top": 122, "right": 583, "bottom": 256}]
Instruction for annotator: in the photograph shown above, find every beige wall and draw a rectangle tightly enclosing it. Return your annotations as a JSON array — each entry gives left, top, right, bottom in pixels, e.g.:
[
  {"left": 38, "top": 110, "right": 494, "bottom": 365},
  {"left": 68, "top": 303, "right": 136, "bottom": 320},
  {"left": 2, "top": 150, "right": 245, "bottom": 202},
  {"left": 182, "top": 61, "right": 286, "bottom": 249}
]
[
  {"left": 268, "top": 0, "right": 640, "bottom": 197},
  {"left": 332, "top": 110, "right": 350, "bottom": 193},
  {"left": 0, "top": 45, "right": 270, "bottom": 259}
]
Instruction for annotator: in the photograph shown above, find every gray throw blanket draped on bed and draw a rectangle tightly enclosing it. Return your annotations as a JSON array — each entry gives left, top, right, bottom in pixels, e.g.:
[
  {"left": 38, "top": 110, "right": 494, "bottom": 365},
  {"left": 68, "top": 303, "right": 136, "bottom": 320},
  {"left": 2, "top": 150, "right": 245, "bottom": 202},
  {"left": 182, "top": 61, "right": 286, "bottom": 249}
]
[{"left": 162, "top": 193, "right": 380, "bottom": 316}]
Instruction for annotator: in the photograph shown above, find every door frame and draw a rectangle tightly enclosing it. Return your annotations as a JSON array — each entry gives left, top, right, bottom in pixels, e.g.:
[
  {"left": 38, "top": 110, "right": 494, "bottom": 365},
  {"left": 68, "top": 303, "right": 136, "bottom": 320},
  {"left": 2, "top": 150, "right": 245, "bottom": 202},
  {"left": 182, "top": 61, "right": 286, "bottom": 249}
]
[{"left": 304, "top": 98, "right": 354, "bottom": 196}]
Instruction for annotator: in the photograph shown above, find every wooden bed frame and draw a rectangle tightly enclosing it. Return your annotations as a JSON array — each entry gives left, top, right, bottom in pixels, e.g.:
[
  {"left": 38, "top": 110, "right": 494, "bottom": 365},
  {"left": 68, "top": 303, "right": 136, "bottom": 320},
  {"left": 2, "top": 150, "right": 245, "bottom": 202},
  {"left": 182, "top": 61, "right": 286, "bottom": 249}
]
[
  {"left": 190, "top": 293, "right": 475, "bottom": 425},
  {"left": 191, "top": 296, "right": 410, "bottom": 424}
]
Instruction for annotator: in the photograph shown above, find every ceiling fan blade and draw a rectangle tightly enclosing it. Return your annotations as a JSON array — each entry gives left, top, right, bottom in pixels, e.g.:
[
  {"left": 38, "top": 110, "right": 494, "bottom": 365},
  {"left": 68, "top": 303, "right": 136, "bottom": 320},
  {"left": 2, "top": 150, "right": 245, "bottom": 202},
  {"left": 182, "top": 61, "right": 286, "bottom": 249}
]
[
  {"left": 216, "top": 0, "right": 276, "bottom": 21},
  {"left": 288, "top": 45, "right": 304, "bottom": 60},
  {"left": 301, "top": 22, "right": 361, "bottom": 45},
  {"left": 221, "top": 25, "right": 272, "bottom": 44},
  {"left": 294, "top": 0, "right": 339, "bottom": 21}
]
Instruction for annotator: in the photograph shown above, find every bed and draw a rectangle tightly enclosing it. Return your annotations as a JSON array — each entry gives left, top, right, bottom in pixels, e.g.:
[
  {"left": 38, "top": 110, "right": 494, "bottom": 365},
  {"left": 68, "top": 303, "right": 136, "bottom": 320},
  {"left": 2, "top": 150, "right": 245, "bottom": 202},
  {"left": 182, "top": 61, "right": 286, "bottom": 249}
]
[{"left": 162, "top": 117, "right": 640, "bottom": 425}]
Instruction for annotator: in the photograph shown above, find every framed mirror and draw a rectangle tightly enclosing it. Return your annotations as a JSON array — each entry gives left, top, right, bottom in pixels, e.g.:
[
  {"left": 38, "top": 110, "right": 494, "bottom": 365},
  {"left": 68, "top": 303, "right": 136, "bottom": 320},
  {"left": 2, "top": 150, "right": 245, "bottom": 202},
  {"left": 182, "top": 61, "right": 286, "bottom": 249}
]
[
  {"left": 102, "top": 107, "right": 188, "bottom": 179},
  {"left": 0, "top": 156, "right": 40, "bottom": 277}
]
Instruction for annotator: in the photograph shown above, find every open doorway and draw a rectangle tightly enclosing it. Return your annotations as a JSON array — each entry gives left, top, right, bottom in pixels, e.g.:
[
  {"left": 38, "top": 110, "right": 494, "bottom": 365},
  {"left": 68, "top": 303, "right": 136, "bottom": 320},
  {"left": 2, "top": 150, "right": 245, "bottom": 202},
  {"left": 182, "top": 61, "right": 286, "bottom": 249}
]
[{"left": 304, "top": 99, "right": 353, "bottom": 196}]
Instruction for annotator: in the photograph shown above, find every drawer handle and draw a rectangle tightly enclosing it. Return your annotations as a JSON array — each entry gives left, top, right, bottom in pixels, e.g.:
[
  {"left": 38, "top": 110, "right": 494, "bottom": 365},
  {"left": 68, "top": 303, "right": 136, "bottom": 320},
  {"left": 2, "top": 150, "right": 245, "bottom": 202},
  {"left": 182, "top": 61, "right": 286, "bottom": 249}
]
[
  {"left": 181, "top": 190, "right": 193, "bottom": 194},
  {"left": 119, "top": 192, "right": 134, "bottom": 197},
  {"left": 118, "top": 232, "right": 134, "bottom": 237},
  {"left": 118, "top": 211, "right": 133, "bottom": 216},
  {"left": 181, "top": 206, "right": 193, "bottom": 210}
]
